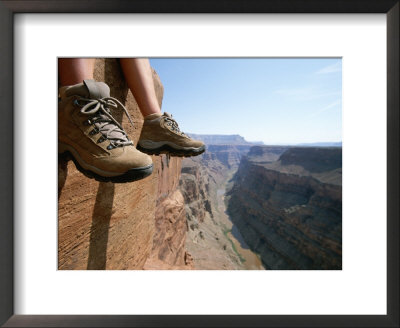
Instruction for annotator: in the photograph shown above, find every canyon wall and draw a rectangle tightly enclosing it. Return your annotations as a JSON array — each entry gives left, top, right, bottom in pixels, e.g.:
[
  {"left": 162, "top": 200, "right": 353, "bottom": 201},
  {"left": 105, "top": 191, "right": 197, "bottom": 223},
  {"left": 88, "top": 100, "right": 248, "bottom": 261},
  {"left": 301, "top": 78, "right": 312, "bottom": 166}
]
[
  {"left": 227, "top": 146, "right": 342, "bottom": 270},
  {"left": 180, "top": 163, "right": 213, "bottom": 225},
  {"left": 180, "top": 144, "right": 252, "bottom": 228},
  {"left": 143, "top": 155, "right": 194, "bottom": 270},
  {"left": 202, "top": 145, "right": 253, "bottom": 169},
  {"left": 58, "top": 59, "right": 192, "bottom": 270}
]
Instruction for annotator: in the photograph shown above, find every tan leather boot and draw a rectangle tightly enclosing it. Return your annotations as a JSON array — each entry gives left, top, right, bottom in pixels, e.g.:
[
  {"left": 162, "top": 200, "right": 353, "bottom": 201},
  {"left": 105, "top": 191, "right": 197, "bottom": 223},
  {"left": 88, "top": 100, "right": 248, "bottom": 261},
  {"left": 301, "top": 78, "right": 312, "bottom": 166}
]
[
  {"left": 58, "top": 79, "right": 153, "bottom": 183},
  {"left": 137, "top": 112, "right": 205, "bottom": 157}
]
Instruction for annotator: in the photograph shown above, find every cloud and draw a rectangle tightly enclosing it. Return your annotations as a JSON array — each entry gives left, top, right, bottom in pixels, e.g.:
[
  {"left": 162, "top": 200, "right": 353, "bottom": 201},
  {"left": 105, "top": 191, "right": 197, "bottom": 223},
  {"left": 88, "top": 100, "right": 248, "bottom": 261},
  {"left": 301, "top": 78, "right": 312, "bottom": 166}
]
[
  {"left": 274, "top": 87, "right": 341, "bottom": 101},
  {"left": 308, "top": 99, "right": 342, "bottom": 118},
  {"left": 274, "top": 87, "right": 314, "bottom": 97},
  {"left": 315, "top": 61, "right": 342, "bottom": 74}
]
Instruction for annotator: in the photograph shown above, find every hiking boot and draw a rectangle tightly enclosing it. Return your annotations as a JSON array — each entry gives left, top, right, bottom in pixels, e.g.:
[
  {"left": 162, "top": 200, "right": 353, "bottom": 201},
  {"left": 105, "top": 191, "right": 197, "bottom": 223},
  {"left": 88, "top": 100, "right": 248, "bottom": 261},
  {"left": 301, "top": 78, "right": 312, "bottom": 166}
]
[
  {"left": 58, "top": 79, "right": 153, "bottom": 183},
  {"left": 137, "top": 112, "right": 205, "bottom": 157}
]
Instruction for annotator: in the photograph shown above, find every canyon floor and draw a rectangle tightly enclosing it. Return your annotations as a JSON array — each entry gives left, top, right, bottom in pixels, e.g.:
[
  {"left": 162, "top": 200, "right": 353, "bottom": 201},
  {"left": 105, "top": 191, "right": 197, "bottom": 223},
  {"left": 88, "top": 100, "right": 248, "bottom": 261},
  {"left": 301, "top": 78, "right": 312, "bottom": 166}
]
[{"left": 187, "top": 168, "right": 264, "bottom": 270}]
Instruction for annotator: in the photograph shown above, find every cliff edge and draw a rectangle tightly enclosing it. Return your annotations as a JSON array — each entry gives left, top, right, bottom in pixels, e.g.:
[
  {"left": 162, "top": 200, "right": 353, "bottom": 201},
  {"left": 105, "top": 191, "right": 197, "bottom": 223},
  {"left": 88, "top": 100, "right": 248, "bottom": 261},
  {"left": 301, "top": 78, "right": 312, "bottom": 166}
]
[{"left": 58, "top": 59, "right": 192, "bottom": 270}]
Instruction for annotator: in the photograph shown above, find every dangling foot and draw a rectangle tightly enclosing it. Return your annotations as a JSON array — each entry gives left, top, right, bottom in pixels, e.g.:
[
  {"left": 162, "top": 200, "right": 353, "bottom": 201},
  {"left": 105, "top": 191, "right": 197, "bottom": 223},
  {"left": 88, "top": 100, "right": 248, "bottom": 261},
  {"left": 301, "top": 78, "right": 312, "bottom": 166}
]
[
  {"left": 58, "top": 79, "right": 153, "bottom": 183},
  {"left": 137, "top": 112, "right": 205, "bottom": 157}
]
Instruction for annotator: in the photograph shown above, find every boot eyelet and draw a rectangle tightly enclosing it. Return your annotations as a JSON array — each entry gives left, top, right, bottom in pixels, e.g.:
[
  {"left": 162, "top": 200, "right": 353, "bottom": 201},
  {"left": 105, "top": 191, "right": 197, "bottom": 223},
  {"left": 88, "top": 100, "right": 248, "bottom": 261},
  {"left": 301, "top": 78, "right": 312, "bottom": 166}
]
[
  {"left": 97, "top": 136, "right": 105, "bottom": 143},
  {"left": 107, "top": 144, "right": 114, "bottom": 150},
  {"left": 73, "top": 99, "right": 82, "bottom": 107},
  {"left": 89, "top": 129, "right": 98, "bottom": 136}
]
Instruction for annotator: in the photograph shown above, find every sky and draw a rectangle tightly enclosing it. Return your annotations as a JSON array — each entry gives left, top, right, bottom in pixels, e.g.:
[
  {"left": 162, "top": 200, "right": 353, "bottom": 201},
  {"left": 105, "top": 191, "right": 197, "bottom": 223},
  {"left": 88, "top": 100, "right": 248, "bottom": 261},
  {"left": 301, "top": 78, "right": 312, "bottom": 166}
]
[{"left": 150, "top": 58, "right": 342, "bottom": 145}]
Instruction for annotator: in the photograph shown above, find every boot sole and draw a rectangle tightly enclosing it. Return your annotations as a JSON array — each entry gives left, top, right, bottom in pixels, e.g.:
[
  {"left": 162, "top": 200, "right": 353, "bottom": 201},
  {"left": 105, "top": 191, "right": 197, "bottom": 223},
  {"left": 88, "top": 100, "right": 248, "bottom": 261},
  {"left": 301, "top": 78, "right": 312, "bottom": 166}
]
[
  {"left": 137, "top": 141, "right": 205, "bottom": 157},
  {"left": 59, "top": 144, "right": 153, "bottom": 183},
  {"left": 137, "top": 144, "right": 205, "bottom": 157}
]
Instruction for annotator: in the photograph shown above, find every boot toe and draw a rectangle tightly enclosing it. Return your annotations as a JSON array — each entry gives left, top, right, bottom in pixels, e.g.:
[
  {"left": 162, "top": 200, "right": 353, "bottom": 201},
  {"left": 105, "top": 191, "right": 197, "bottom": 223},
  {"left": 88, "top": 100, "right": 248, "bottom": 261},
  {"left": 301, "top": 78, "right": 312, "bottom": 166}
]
[
  {"left": 191, "top": 139, "right": 205, "bottom": 149},
  {"left": 124, "top": 146, "right": 153, "bottom": 169}
]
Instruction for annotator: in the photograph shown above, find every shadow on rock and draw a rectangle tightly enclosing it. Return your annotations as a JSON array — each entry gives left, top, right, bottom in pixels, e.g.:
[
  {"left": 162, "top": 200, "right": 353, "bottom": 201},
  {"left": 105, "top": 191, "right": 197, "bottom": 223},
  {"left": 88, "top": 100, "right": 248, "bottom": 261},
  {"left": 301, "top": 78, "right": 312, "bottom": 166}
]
[{"left": 87, "top": 182, "right": 115, "bottom": 270}]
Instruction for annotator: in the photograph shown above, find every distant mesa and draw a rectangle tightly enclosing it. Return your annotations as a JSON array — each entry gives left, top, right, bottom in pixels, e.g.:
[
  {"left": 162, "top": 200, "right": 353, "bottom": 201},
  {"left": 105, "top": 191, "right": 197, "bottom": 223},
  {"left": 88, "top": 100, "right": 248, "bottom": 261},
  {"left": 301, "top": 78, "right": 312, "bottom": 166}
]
[
  {"left": 187, "top": 134, "right": 341, "bottom": 148},
  {"left": 188, "top": 133, "right": 264, "bottom": 146}
]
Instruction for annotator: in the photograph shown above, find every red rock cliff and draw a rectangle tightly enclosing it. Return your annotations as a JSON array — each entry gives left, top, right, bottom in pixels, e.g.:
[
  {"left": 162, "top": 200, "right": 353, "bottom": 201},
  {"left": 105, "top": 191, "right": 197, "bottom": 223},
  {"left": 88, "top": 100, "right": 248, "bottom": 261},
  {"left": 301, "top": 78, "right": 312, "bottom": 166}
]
[{"left": 58, "top": 59, "right": 192, "bottom": 270}]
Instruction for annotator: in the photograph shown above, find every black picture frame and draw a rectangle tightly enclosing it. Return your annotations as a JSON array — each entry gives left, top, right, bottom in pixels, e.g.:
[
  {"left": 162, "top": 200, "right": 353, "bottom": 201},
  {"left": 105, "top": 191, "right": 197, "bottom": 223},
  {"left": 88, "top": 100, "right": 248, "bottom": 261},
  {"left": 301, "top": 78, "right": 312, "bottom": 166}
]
[{"left": 0, "top": 1, "right": 398, "bottom": 327}]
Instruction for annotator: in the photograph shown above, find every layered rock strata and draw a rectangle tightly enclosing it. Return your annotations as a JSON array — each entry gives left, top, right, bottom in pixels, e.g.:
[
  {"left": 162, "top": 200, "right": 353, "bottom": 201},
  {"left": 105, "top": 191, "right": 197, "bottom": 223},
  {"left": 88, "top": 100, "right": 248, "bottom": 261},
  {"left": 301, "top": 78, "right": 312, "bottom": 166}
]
[
  {"left": 180, "top": 144, "right": 252, "bottom": 228},
  {"left": 227, "top": 146, "right": 342, "bottom": 270},
  {"left": 143, "top": 156, "right": 193, "bottom": 270},
  {"left": 58, "top": 59, "right": 192, "bottom": 270},
  {"left": 180, "top": 164, "right": 213, "bottom": 224}
]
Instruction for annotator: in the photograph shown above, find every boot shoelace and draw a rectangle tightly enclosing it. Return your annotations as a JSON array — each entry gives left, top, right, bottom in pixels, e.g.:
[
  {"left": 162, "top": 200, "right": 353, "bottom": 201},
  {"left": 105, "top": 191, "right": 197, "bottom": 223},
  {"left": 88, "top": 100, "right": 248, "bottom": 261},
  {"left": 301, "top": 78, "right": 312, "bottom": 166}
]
[
  {"left": 74, "top": 97, "right": 135, "bottom": 148},
  {"left": 163, "top": 113, "right": 187, "bottom": 137}
]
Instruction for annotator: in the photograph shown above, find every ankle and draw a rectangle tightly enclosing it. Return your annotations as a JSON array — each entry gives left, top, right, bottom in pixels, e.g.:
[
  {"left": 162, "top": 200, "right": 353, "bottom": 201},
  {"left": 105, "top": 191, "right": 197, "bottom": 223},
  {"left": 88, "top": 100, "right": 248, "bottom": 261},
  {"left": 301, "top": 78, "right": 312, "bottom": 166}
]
[{"left": 144, "top": 112, "right": 162, "bottom": 120}]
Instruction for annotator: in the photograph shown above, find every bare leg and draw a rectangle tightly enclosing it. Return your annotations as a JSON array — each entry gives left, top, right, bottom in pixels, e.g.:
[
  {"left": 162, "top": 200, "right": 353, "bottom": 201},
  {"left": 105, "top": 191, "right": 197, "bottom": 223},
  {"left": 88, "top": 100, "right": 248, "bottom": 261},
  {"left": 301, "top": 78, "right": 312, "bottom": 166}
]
[
  {"left": 59, "top": 58, "right": 95, "bottom": 86},
  {"left": 120, "top": 58, "right": 161, "bottom": 117}
]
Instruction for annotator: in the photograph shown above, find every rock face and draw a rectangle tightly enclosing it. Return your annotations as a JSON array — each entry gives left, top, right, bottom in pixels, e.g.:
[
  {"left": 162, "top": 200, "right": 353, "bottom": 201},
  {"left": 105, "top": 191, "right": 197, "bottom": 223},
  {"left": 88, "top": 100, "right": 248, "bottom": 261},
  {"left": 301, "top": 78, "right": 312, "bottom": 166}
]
[
  {"left": 246, "top": 145, "right": 288, "bottom": 162},
  {"left": 227, "top": 146, "right": 342, "bottom": 270},
  {"left": 180, "top": 144, "right": 252, "bottom": 227},
  {"left": 180, "top": 164, "right": 213, "bottom": 225},
  {"left": 58, "top": 58, "right": 192, "bottom": 270},
  {"left": 143, "top": 156, "right": 192, "bottom": 270}
]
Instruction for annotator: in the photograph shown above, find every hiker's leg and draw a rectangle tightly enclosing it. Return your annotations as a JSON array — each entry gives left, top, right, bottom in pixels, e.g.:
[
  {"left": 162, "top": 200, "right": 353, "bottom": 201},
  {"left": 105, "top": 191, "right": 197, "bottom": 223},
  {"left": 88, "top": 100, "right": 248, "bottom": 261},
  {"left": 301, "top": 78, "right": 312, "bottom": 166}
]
[
  {"left": 59, "top": 58, "right": 95, "bottom": 86},
  {"left": 119, "top": 58, "right": 161, "bottom": 117},
  {"left": 122, "top": 58, "right": 205, "bottom": 157}
]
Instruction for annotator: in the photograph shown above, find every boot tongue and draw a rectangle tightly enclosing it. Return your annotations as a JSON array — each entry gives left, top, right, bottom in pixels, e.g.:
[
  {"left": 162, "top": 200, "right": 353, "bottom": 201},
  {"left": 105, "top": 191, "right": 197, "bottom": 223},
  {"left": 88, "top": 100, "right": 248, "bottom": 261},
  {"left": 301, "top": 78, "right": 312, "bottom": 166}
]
[
  {"left": 60, "top": 79, "right": 110, "bottom": 99},
  {"left": 83, "top": 79, "right": 110, "bottom": 99},
  {"left": 81, "top": 80, "right": 127, "bottom": 144}
]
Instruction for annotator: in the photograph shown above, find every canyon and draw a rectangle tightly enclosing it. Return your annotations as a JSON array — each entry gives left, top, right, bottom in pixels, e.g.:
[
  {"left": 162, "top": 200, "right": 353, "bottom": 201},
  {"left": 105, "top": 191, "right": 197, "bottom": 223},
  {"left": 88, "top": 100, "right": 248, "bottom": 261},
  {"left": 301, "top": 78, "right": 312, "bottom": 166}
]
[
  {"left": 179, "top": 137, "right": 265, "bottom": 270},
  {"left": 179, "top": 142, "right": 342, "bottom": 270},
  {"left": 58, "top": 60, "right": 342, "bottom": 271},
  {"left": 227, "top": 146, "right": 342, "bottom": 270}
]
